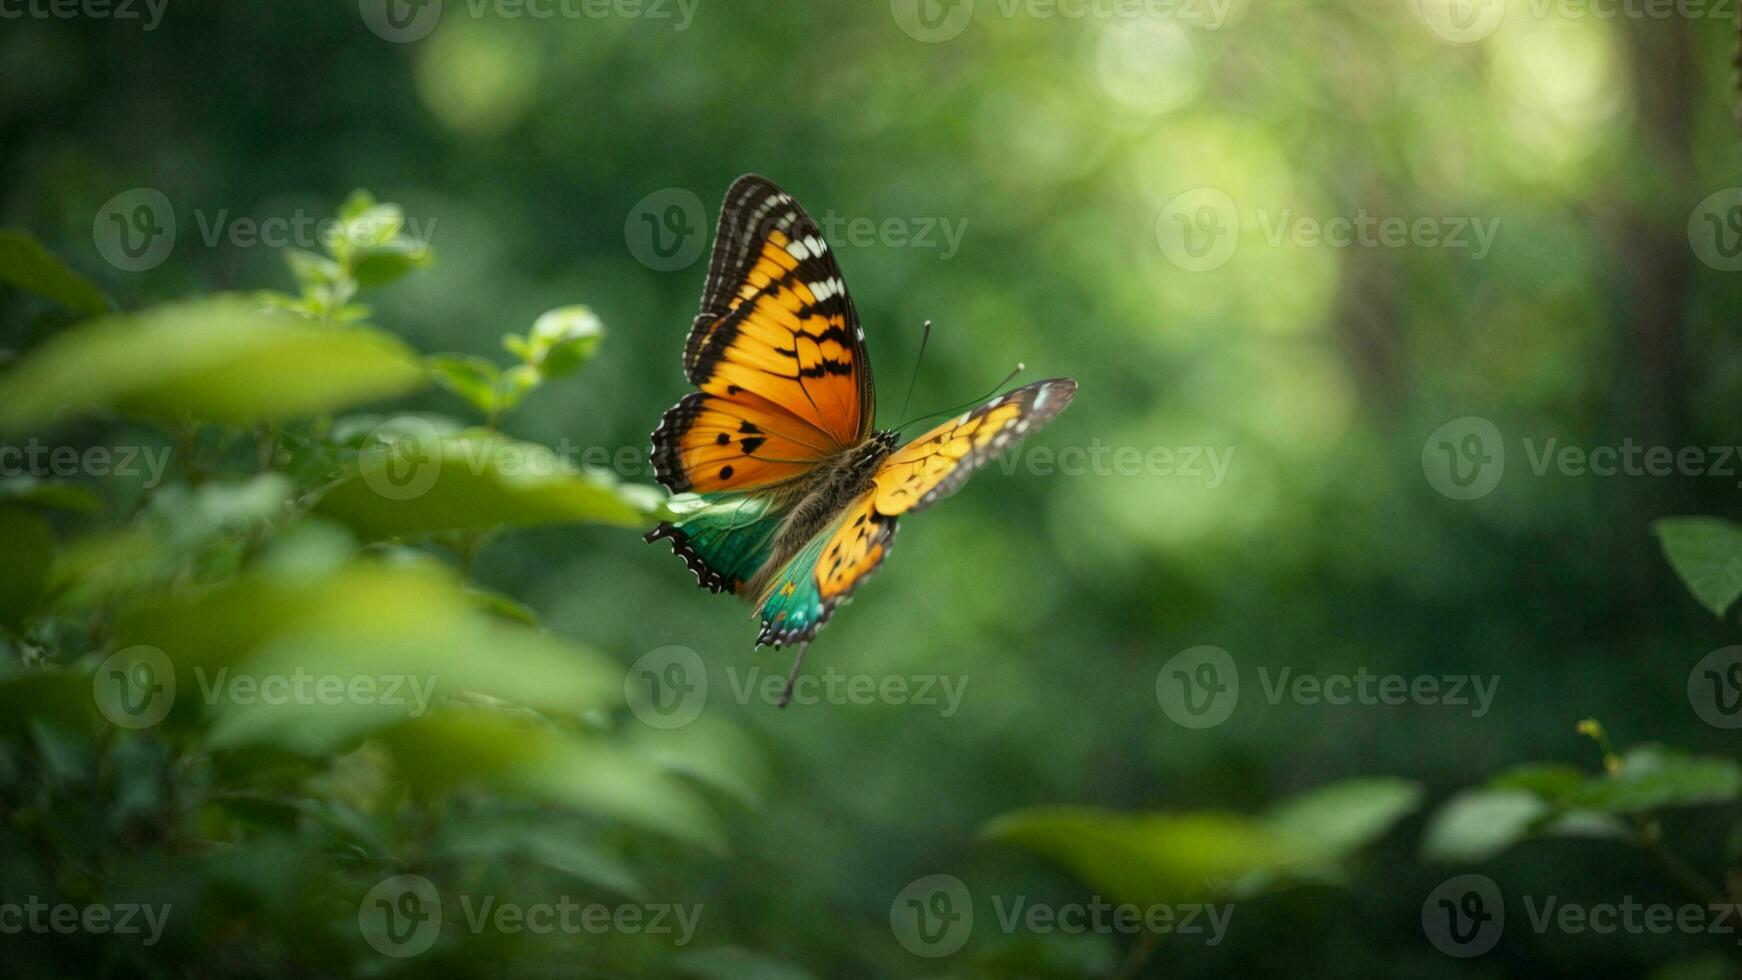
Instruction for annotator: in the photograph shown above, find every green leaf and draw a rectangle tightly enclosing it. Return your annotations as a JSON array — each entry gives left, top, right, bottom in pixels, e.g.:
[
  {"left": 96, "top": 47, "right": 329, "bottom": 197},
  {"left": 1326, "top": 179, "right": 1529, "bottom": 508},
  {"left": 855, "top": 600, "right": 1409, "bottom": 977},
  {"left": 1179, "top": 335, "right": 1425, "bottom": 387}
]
[
  {"left": 676, "top": 948, "right": 819, "bottom": 980},
  {"left": 1488, "top": 763, "right": 1589, "bottom": 803},
  {"left": 1654, "top": 517, "right": 1742, "bottom": 617},
  {"left": 626, "top": 717, "right": 769, "bottom": 809},
  {"left": 426, "top": 354, "right": 501, "bottom": 418},
  {"left": 315, "top": 430, "right": 661, "bottom": 538},
  {"left": 0, "top": 476, "right": 102, "bottom": 513},
  {"left": 0, "top": 507, "right": 53, "bottom": 630},
  {"left": 436, "top": 815, "right": 647, "bottom": 900},
  {"left": 520, "top": 305, "right": 604, "bottom": 379},
  {"left": 981, "top": 806, "right": 1318, "bottom": 907},
  {"left": 1567, "top": 746, "right": 1742, "bottom": 814},
  {"left": 373, "top": 712, "right": 726, "bottom": 852},
  {"left": 1420, "top": 789, "right": 1549, "bottom": 863},
  {"left": 0, "top": 296, "right": 425, "bottom": 432},
  {"left": 0, "top": 229, "right": 108, "bottom": 316},
  {"left": 1265, "top": 778, "right": 1421, "bottom": 859}
]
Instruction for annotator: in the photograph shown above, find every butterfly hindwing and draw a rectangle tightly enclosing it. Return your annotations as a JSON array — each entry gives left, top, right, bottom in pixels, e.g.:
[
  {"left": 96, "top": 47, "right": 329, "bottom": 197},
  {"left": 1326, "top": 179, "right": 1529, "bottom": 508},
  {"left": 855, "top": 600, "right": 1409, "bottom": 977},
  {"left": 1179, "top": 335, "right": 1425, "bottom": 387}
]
[
  {"left": 874, "top": 378, "right": 1078, "bottom": 516},
  {"left": 751, "top": 379, "right": 1076, "bottom": 647},
  {"left": 681, "top": 175, "right": 874, "bottom": 448},
  {"left": 646, "top": 495, "right": 787, "bottom": 596},
  {"left": 650, "top": 389, "right": 838, "bottom": 494},
  {"left": 753, "top": 492, "right": 897, "bottom": 647}
]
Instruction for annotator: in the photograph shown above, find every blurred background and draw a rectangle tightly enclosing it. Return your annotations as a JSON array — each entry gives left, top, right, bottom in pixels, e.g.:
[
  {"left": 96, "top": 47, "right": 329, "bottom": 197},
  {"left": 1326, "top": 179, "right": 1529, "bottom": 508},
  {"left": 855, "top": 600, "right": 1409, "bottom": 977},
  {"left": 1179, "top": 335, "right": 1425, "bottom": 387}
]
[{"left": 3, "top": 1, "right": 1742, "bottom": 977}]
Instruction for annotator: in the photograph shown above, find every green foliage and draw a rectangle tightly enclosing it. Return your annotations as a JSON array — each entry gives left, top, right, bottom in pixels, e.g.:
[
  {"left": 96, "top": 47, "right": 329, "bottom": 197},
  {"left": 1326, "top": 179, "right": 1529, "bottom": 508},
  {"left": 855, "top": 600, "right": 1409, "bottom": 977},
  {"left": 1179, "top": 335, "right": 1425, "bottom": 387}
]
[
  {"left": 984, "top": 778, "right": 1420, "bottom": 907},
  {"left": 429, "top": 306, "right": 604, "bottom": 425},
  {"left": 0, "top": 197, "right": 737, "bottom": 977},
  {"left": 0, "top": 230, "right": 108, "bottom": 316},
  {"left": 1655, "top": 518, "right": 1742, "bottom": 618}
]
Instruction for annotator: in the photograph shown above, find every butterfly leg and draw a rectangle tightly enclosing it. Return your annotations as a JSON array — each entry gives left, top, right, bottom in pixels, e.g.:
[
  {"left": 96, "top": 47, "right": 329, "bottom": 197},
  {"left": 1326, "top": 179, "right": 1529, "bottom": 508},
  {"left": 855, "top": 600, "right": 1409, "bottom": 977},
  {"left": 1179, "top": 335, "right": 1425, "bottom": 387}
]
[{"left": 776, "top": 642, "right": 810, "bottom": 709}]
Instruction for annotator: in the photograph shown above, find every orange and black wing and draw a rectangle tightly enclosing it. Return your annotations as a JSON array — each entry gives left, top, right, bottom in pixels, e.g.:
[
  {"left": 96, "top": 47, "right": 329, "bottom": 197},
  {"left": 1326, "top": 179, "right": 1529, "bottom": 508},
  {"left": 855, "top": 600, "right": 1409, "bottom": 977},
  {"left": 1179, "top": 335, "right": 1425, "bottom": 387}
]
[
  {"left": 752, "top": 378, "right": 1078, "bottom": 646},
  {"left": 651, "top": 175, "right": 875, "bottom": 495}
]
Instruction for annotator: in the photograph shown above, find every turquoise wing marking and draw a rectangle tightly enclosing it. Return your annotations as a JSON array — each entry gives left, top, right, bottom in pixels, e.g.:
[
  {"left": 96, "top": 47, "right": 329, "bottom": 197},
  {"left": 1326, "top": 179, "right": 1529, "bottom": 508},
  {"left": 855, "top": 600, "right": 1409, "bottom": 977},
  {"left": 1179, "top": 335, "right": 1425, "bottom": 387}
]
[
  {"left": 645, "top": 495, "right": 783, "bottom": 595},
  {"left": 753, "top": 529, "right": 831, "bottom": 648}
]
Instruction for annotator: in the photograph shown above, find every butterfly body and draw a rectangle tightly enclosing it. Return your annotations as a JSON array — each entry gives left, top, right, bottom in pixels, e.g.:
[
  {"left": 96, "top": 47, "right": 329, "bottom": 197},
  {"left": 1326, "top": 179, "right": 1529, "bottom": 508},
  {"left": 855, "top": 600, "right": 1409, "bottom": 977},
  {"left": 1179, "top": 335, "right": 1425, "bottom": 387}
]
[{"left": 647, "top": 175, "right": 1076, "bottom": 654}]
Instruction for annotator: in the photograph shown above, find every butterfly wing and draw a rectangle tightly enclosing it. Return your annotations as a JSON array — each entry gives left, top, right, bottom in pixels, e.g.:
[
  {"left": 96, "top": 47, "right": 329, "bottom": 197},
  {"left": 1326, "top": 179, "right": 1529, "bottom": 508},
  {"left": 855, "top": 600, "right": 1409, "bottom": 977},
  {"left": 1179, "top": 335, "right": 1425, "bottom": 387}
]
[
  {"left": 751, "top": 378, "right": 1077, "bottom": 646},
  {"left": 656, "top": 176, "right": 875, "bottom": 491},
  {"left": 649, "top": 175, "right": 878, "bottom": 592}
]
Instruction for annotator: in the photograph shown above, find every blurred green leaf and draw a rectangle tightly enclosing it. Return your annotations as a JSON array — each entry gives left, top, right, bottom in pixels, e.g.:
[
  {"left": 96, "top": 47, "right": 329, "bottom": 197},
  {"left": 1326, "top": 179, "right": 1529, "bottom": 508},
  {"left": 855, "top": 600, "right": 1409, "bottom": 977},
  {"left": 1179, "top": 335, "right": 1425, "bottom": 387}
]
[
  {"left": 1421, "top": 789, "right": 1549, "bottom": 863},
  {"left": 0, "top": 476, "right": 103, "bottom": 513},
  {"left": 315, "top": 430, "right": 661, "bottom": 538},
  {"left": 0, "top": 296, "right": 424, "bottom": 431},
  {"left": 1567, "top": 746, "right": 1742, "bottom": 814},
  {"left": 1265, "top": 778, "right": 1421, "bottom": 859},
  {"left": 1654, "top": 517, "right": 1742, "bottom": 618},
  {"left": 0, "top": 506, "right": 53, "bottom": 630},
  {"left": 374, "top": 711, "right": 726, "bottom": 852},
  {"left": 676, "top": 947, "right": 818, "bottom": 980},
  {"left": 0, "top": 229, "right": 108, "bottom": 316},
  {"left": 981, "top": 806, "right": 1316, "bottom": 907},
  {"left": 625, "top": 716, "right": 769, "bottom": 809},
  {"left": 1488, "top": 763, "right": 1589, "bottom": 803},
  {"left": 519, "top": 305, "right": 604, "bottom": 379},
  {"left": 427, "top": 354, "right": 501, "bottom": 418},
  {"left": 436, "top": 815, "right": 647, "bottom": 900}
]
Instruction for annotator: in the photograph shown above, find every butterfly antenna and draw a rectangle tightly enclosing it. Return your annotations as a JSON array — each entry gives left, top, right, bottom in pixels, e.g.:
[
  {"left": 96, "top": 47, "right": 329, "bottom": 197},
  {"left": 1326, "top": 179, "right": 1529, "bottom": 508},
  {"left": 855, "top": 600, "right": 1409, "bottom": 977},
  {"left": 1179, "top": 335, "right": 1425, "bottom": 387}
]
[
  {"left": 895, "top": 362, "right": 1026, "bottom": 434},
  {"left": 894, "top": 319, "right": 933, "bottom": 429},
  {"left": 777, "top": 642, "right": 810, "bottom": 709}
]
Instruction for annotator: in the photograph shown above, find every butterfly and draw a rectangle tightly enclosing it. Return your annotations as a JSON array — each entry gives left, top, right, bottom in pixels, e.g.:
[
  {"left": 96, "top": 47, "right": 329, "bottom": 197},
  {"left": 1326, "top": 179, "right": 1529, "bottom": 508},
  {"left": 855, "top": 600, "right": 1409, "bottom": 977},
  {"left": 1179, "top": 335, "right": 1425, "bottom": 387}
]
[{"left": 645, "top": 175, "right": 1076, "bottom": 701}]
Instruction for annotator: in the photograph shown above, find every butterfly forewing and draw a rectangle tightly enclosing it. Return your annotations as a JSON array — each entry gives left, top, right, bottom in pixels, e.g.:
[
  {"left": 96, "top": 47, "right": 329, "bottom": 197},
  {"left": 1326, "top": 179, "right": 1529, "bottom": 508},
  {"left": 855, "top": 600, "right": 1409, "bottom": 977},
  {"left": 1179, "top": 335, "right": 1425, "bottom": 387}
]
[{"left": 680, "top": 174, "right": 874, "bottom": 448}]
